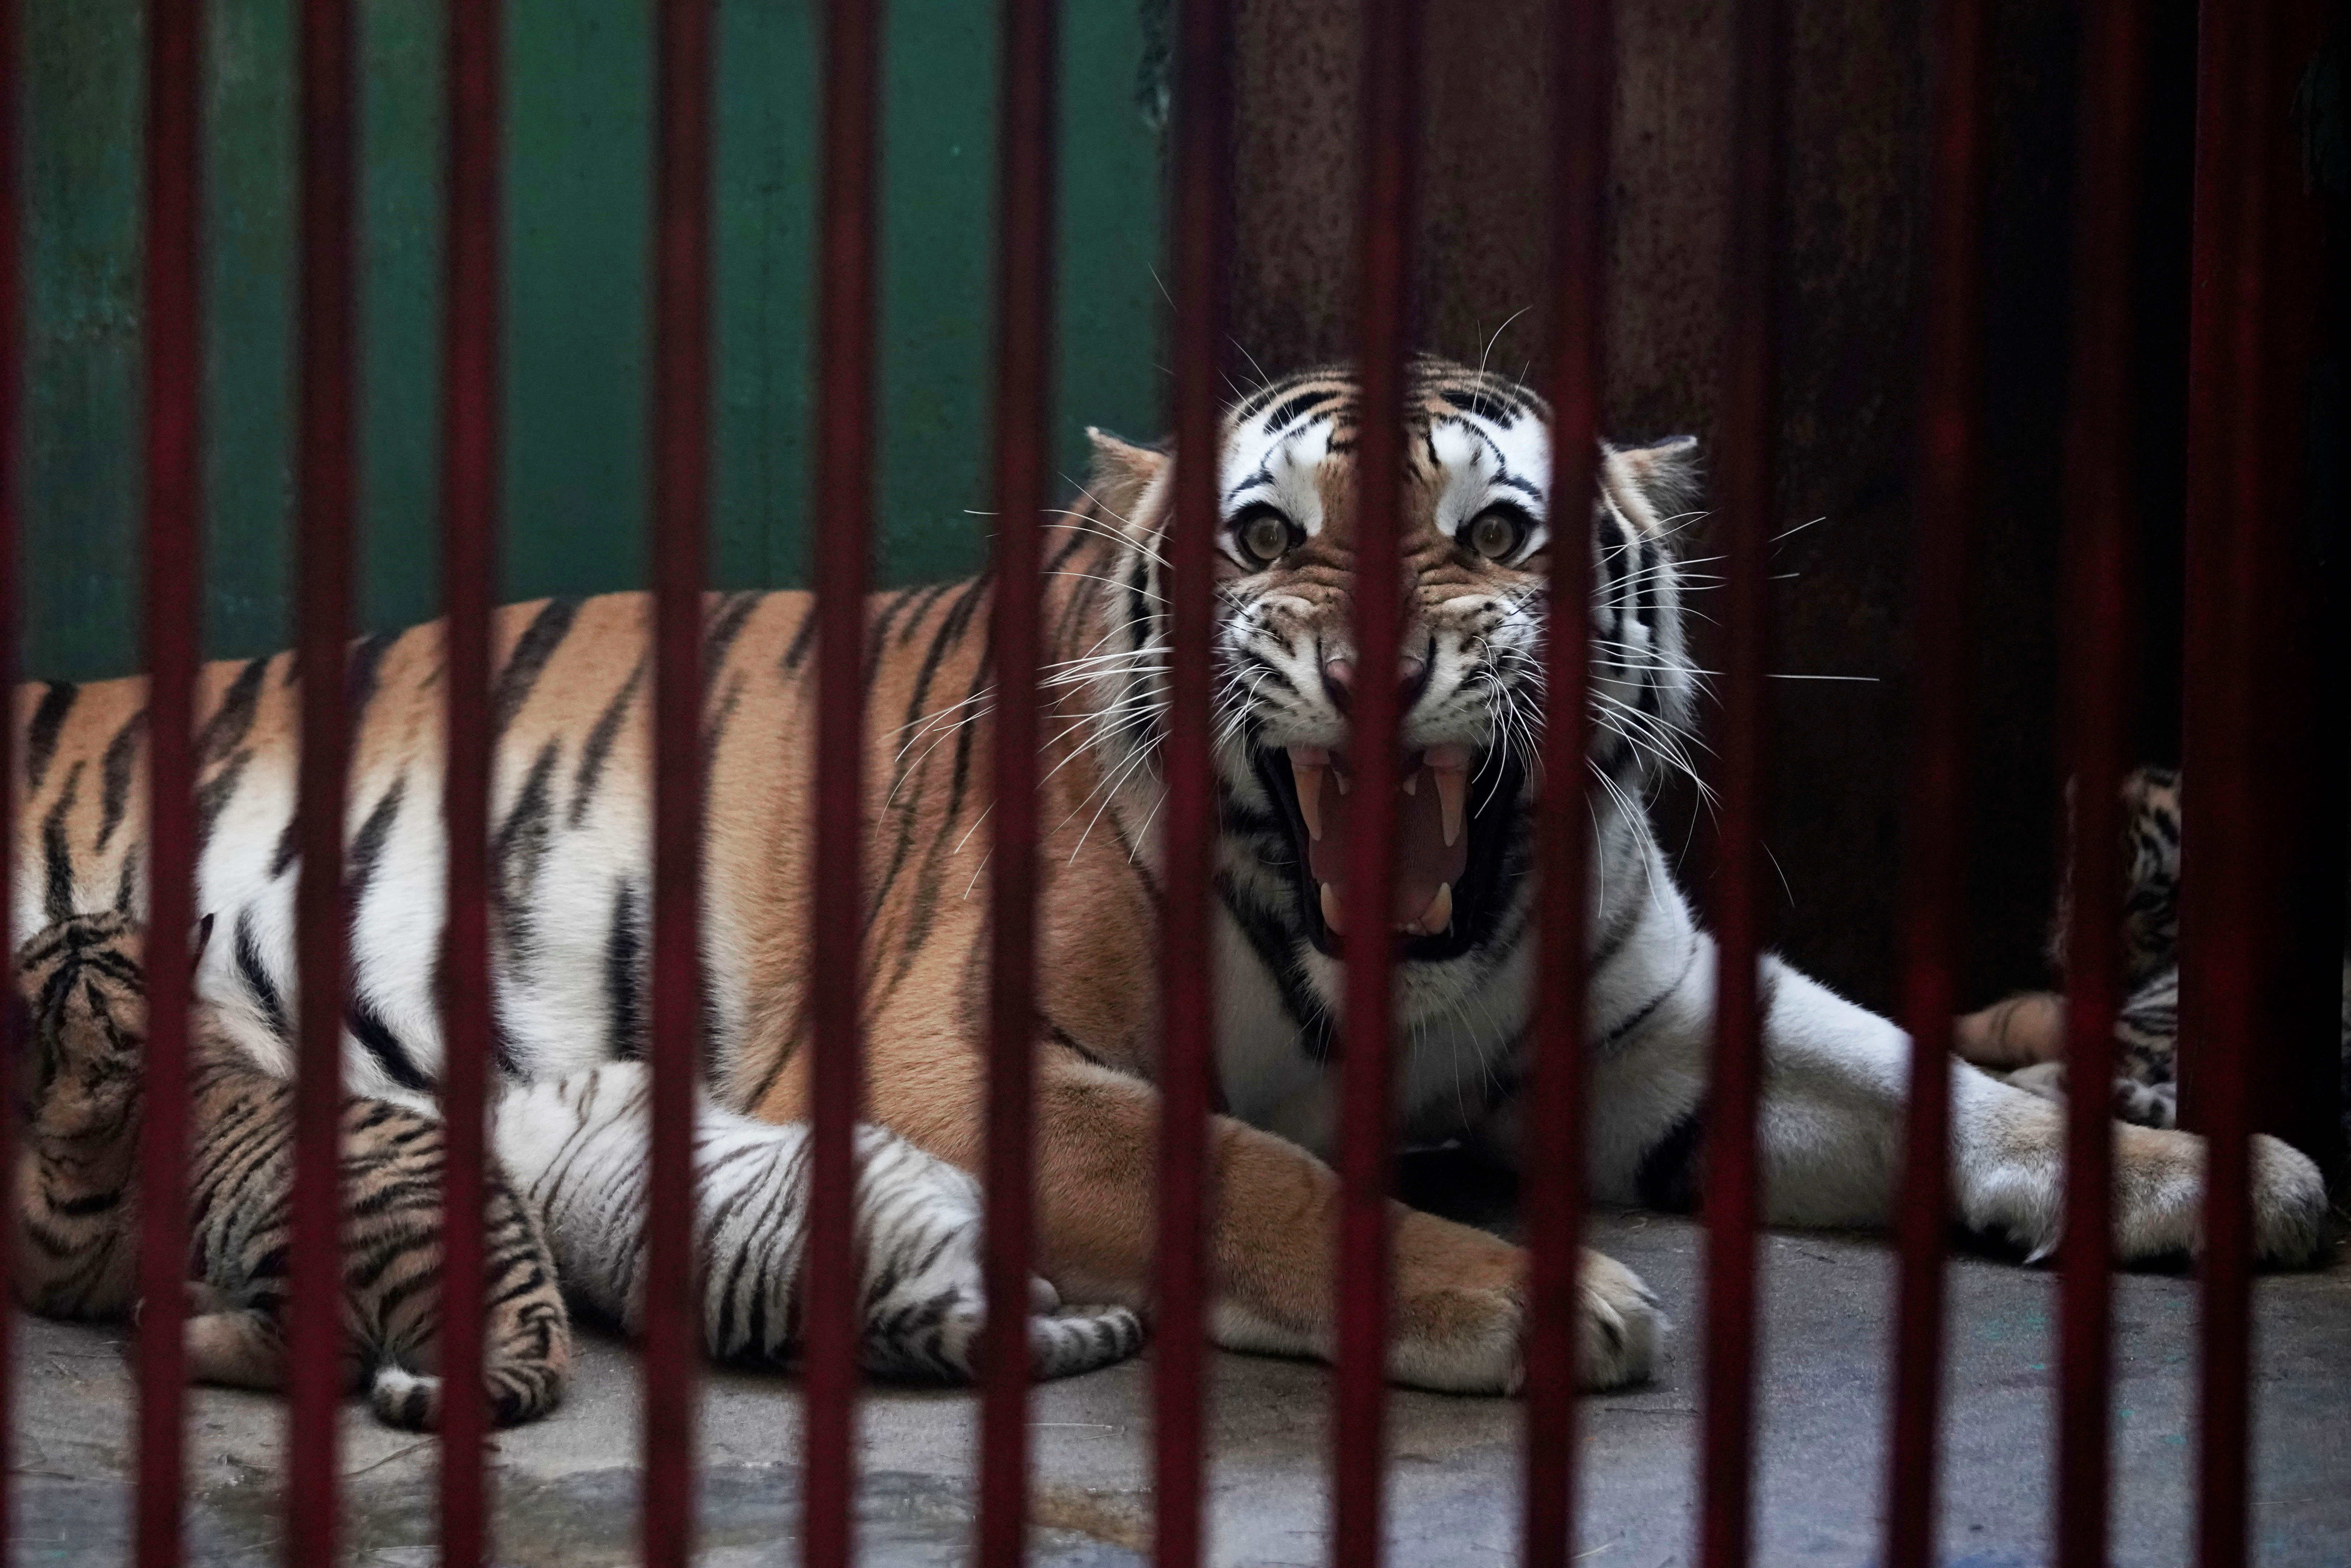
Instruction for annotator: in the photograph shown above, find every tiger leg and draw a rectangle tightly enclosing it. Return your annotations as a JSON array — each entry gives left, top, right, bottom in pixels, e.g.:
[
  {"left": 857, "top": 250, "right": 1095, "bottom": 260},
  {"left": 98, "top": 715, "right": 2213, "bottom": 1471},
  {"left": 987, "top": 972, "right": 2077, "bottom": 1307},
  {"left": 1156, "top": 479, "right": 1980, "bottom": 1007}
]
[
  {"left": 476, "top": 1188, "right": 573, "bottom": 1427},
  {"left": 1998, "top": 1059, "right": 2179, "bottom": 1131},
  {"left": 1953, "top": 989, "right": 2068, "bottom": 1069},
  {"left": 1671, "top": 953, "right": 2328, "bottom": 1264},
  {"left": 183, "top": 1307, "right": 288, "bottom": 1390},
  {"left": 863, "top": 1049, "right": 1653, "bottom": 1394}
]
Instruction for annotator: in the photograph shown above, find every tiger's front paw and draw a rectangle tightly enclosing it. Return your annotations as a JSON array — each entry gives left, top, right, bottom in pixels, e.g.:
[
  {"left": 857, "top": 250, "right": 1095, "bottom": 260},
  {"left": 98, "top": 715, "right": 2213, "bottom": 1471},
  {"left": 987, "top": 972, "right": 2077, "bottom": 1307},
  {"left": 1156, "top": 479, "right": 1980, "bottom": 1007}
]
[
  {"left": 2107, "top": 1124, "right": 2331, "bottom": 1266},
  {"left": 2245, "top": 1134, "right": 2331, "bottom": 1265},
  {"left": 1386, "top": 1215, "right": 1661, "bottom": 1393},
  {"left": 1577, "top": 1249, "right": 1666, "bottom": 1393}
]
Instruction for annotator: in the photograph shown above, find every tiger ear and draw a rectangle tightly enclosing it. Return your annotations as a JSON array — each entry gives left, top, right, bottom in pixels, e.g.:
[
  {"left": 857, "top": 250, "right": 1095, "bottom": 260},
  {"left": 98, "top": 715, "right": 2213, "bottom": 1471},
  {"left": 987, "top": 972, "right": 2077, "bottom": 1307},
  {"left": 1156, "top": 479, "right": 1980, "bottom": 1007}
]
[
  {"left": 1084, "top": 427, "right": 1168, "bottom": 527},
  {"left": 1607, "top": 435, "right": 1701, "bottom": 514}
]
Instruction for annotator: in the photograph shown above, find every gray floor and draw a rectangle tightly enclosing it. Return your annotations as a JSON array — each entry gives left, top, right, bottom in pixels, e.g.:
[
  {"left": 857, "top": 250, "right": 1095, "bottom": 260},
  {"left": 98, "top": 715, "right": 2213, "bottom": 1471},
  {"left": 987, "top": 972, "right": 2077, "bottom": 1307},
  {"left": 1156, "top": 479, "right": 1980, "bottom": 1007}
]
[{"left": 10, "top": 1205, "right": 2348, "bottom": 1567}]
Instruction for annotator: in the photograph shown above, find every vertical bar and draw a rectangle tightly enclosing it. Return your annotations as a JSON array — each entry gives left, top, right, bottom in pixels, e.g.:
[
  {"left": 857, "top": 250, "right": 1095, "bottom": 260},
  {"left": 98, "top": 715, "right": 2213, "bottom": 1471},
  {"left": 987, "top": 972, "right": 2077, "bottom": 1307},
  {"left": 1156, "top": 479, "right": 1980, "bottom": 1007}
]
[
  {"left": 806, "top": 0, "right": 882, "bottom": 1561},
  {"left": 1331, "top": 0, "right": 1420, "bottom": 1561},
  {"left": 1884, "top": 0, "right": 1990, "bottom": 1560},
  {"left": 1699, "top": 0, "right": 1787, "bottom": 1561},
  {"left": 136, "top": 0, "right": 202, "bottom": 1560},
  {"left": 286, "top": 0, "right": 357, "bottom": 1560},
  {"left": 977, "top": 0, "right": 1057, "bottom": 1560},
  {"left": 437, "top": 0, "right": 503, "bottom": 1556},
  {"left": 1154, "top": 0, "right": 1230, "bottom": 1559},
  {"left": 2180, "top": 0, "right": 2297, "bottom": 1561},
  {"left": 644, "top": 0, "right": 713, "bottom": 1562},
  {"left": 1520, "top": 0, "right": 1609, "bottom": 1563},
  {"left": 0, "top": 0, "right": 18, "bottom": 1550},
  {"left": 2051, "top": 0, "right": 2147, "bottom": 1557}
]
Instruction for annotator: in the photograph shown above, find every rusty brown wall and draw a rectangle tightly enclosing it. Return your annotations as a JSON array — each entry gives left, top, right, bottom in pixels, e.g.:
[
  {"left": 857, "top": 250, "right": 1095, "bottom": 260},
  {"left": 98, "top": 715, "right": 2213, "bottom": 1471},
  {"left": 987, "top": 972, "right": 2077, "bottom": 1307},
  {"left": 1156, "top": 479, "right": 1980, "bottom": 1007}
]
[{"left": 1225, "top": 0, "right": 2116, "bottom": 1011}]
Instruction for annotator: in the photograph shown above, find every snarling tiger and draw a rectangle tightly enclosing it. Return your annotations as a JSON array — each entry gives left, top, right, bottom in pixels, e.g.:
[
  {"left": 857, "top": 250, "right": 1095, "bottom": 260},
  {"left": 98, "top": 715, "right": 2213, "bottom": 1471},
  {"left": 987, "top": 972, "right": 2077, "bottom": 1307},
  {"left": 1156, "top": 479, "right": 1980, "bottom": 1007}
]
[{"left": 12, "top": 356, "right": 2331, "bottom": 1395}]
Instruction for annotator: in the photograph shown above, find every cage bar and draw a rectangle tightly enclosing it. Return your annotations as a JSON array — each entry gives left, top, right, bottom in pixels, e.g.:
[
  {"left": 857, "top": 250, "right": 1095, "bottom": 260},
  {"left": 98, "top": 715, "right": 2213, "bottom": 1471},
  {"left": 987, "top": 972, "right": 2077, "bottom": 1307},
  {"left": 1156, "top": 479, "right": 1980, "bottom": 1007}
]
[
  {"left": 643, "top": 0, "right": 713, "bottom": 1561},
  {"left": 2180, "top": 0, "right": 2294, "bottom": 1562},
  {"left": 977, "top": 0, "right": 1058, "bottom": 1560},
  {"left": 1699, "top": 0, "right": 1787, "bottom": 1562},
  {"left": 435, "top": 0, "right": 504, "bottom": 1557},
  {"left": 1152, "top": 0, "right": 1231, "bottom": 1562},
  {"left": 1331, "top": 1, "right": 1421, "bottom": 1562},
  {"left": 286, "top": 0, "right": 359, "bottom": 1560},
  {"left": 1519, "top": 1, "right": 1611, "bottom": 1564},
  {"left": 1884, "top": 0, "right": 1990, "bottom": 1560},
  {"left": 135, "top": 1, "right": 203, "bottom": 1562},
  {"left": 0, "top": 0, "right": 19, "bottom": 1545},
  {"left": 2050, "top": 0, "right": 2148, "bottom": 1558},
  {"left": 805, "top": 0, "right": 883, "bottom": 1563}
]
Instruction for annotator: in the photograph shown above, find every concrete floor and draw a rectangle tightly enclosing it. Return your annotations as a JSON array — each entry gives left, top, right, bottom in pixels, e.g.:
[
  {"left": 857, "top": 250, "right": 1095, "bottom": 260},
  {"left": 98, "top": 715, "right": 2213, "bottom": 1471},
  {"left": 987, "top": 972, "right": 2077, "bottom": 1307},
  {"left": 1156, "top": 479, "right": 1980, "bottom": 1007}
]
[{"left": 10, "top": 1194, "right": 2348, "bottom": 1567}]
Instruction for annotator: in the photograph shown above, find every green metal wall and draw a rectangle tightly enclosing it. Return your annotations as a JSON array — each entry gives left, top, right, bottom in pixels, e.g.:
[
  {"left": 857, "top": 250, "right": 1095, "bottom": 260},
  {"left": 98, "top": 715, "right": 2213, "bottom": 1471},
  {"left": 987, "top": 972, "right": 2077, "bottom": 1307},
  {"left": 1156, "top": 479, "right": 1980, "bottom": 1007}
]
[{"left": 22, "top": 0, "right": 1167, "bottom": 681}]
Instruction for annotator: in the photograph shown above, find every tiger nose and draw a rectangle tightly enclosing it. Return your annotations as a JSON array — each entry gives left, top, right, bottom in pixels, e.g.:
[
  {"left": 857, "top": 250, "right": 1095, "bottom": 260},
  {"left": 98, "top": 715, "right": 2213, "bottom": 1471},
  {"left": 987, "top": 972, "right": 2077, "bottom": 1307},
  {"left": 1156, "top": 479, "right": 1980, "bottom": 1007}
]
[{"left": 1320, "top": 653, "right": 1432, "bottom": 715}]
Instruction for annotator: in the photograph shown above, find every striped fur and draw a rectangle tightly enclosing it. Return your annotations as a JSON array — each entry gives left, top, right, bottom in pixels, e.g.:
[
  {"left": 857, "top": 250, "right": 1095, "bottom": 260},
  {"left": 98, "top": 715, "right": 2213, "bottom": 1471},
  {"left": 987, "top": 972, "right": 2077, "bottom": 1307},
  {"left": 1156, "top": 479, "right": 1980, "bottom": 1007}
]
[
  {"left": 12, "top": 912, "right": 571, "bottom": 1429},
  {"left": 494, "top": 1065, "right": 1143, "bottom": 1380},
  {"left": 13, "top": 353, "right": 2329, "bottom": 1398}
]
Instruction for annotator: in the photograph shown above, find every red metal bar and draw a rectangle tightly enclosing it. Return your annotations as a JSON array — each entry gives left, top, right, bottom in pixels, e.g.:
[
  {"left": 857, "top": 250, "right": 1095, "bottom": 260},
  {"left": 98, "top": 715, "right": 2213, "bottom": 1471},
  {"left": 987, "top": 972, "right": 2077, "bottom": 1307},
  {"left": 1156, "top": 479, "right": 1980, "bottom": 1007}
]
[
  {"left": 287, "top": 0, "right": 357, "bottom": 1560},
  {"left": 1153, "top": 0, "right": 1232, "bottom": 1559},
  {"left": 136, "top": 2, "right": 203, "bottom": 1562},
  {"left": 2181, "top": 1, "right": 2293, "bottom": 1561},
  {"left": 644, "top": 0, "right": 713, "bottom": 1561},
  {"left": 2051, "top": 0, "right": 2147, "bottom": 1557},
  {"left": 1884, "top": 0, "right": 1990, "bottom": 1560},
  {"left": 1700, "top": 0, "right": 1787, "bottom": 1561},
  {"left": 977, "top": 0, "right": 1057, "bottom": 1559},
  {"left": 1520, "top": 0, "right": 1610, "bottom": 1563},
  {"left": 0, "top": 0, "right": 18, "bottom": 1548},
  {"left": 436, "top": 0, "right": 504, "bottom": 1557},
  {"left": 806, "top": 0, "right": 883, "bottom": 1561},
  {"left": 1332, "top": 0, "right": 1421, "bottom": 1561}
]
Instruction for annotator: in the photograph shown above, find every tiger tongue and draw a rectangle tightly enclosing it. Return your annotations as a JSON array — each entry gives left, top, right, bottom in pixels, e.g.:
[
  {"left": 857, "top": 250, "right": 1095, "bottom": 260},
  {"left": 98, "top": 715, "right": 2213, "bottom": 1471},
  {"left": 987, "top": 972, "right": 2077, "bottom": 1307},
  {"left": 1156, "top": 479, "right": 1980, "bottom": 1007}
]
[{"left": 1295, "top": 748, "right": 1471, "bottom": 934}]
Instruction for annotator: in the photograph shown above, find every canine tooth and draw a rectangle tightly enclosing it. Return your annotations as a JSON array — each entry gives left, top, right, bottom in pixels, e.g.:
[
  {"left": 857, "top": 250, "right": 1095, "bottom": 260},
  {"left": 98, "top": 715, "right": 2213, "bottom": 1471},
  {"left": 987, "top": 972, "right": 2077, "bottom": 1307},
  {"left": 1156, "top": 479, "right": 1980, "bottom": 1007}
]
[
  {"left": 1401, "top": 772, "right": 1417, "bottom": 796},
  {"left": 1291, "top": 759, "right": 1327, "bottom": 841},
  {"left": 1334, "top": 770, "right": 1350, "bottom": 796},
  {"left": 1421, "top": 882, "right": 1453, "bottom": 933},
  {"left": 1319, "top": 881, "right": 1346, "bottom": 934},
  {"left": 1433, "top": 764, "right": 1465, "bottom": 847}
]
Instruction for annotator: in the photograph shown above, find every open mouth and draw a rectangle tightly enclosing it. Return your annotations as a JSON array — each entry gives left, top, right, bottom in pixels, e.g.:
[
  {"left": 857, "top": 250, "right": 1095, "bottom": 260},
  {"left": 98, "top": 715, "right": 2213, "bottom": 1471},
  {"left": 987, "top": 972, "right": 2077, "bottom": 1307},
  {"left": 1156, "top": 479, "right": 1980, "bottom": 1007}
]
[{"left": 1252, "top": 741, "right": 1524, "bottom": 961}]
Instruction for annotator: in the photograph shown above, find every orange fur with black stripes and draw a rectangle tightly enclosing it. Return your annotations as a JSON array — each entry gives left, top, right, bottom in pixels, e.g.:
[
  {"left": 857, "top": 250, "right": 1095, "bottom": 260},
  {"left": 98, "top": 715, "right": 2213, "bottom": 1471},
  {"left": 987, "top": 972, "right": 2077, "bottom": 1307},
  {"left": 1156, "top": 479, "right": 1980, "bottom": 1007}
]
[
  {"left": 29, "top": 356, "right": 2308, "bottom": 1395},
  {"left": 11, "top": 911, "right": 571, "bottom": 1429},
  {"left": 10, "top": 360, "right": 1640, "bottom": 1392}
]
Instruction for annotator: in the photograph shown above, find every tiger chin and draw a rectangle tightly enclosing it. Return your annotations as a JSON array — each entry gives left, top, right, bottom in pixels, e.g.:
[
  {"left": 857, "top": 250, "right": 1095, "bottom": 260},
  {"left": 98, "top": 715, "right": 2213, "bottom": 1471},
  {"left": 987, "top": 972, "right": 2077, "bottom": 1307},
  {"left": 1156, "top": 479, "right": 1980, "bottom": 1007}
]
[{"left": 13, "top": 356, "right": 2329, "bottom": 1401}]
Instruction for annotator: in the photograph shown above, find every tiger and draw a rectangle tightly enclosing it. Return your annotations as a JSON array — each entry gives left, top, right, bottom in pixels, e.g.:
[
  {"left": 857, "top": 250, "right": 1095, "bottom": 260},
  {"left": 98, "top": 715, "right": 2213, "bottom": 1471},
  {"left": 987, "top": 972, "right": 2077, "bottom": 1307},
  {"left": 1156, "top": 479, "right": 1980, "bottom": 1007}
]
[
  {"left": 12, "top": 355, "right": 2330, "bottom": 1397},
  {"left": 493, "top": 1063, "right": 1145, "bottom": 1380},
  {"left": 11, "top": 910, "right": 572, "bottom": 1430},
  {"left": 1954, "top": 765, "right": 2351, "bottom": 1143}
]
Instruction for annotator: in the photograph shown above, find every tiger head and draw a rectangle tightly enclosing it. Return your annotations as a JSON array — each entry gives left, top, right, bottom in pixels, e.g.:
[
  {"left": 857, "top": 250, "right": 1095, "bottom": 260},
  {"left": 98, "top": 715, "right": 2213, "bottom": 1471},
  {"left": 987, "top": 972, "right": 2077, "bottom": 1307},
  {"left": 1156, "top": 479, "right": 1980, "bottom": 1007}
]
[
  {"left": 11, "top": 911, "right": 225, "bottom": 1140},
  {"left": 14, "top": 911, "right": 154, "bottom": 1140},
  {"left": 1075, "top": 356, "right": 1703, "bottom": 1025}
]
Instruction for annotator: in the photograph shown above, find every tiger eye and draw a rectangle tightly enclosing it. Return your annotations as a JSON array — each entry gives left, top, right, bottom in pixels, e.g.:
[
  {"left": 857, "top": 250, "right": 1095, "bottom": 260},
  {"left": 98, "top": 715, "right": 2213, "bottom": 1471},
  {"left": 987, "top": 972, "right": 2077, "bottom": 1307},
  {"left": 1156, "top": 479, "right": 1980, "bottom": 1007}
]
[
  {"left": 1239, "top": 511, "right": 1292, "bottom": 565},
  {"left": 1468, "top": 509, "right": 1523, "bottom": 560}
]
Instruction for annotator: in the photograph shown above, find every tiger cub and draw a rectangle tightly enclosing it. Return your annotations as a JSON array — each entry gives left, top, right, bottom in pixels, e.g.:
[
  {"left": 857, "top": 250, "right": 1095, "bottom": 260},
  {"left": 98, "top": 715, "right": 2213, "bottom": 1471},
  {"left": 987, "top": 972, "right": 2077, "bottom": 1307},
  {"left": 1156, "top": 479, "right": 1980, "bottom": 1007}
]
[
  {"left": 13, "top": 912, "right": 572, "bottom": 1429},
  {"left": 493, "top": 1065, "right": 1146, "bottom": 1381},
  {"left": 1955, "top": 766, "right": 2351, "bottom": 1139}
]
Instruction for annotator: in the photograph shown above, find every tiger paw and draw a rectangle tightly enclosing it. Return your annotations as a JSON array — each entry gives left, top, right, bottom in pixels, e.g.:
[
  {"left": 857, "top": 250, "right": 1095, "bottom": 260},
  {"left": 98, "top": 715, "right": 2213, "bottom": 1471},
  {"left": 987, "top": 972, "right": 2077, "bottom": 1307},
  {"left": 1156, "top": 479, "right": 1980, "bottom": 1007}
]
[
  {"left": 2105, "top": 1123, "right": 2330, "bottom": 1267},
  {"left": 1027, "top": 1301, "right": 1146, "bottom": 1380},
  {"left": 1577, "top": 1249, "right": 1667, "bottom": 1392},
  {"left": 1387, "top": 1214, "right": 1661, "bottom": 1394}
]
